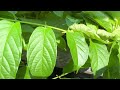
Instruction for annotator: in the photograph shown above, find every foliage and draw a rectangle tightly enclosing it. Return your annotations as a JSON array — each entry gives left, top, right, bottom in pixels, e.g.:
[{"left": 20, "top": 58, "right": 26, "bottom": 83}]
[{"left": 0, "top": 11, "right": 120, "bottom": 79}]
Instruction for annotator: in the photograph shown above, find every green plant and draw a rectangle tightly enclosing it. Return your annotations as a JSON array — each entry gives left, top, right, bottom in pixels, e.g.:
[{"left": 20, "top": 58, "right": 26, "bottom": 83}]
[{"left": 0, "top": 11, "right": 120, "bottom": 79}]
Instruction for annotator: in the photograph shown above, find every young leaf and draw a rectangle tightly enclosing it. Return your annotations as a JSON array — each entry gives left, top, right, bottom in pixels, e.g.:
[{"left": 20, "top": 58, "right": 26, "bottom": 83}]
[
  {"left": 27, "top": 27, "right": 57, "bottom": 77},
  {"left": 66, "top": 30, "right": 89, "bottom": 72},
  {"left": 0, "top": 20, "right": 22, "bottom": 79},
  {"left": 89, "top": 40, "right": 109, "bottom": 78}
]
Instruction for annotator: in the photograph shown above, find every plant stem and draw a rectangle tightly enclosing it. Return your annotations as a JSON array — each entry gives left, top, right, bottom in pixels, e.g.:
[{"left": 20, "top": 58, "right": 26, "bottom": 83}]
[
  {"left": 0, "top": 17, "right": 67, "bottom": 32},
  {"left": 52, "top": 73, "right": 68, "bottom": 79}
]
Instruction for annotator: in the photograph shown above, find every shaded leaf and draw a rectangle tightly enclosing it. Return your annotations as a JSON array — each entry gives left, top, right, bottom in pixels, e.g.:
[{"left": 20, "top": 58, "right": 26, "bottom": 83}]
[{"left": 65, "top": 15, "right": 81, "bottom": 26}]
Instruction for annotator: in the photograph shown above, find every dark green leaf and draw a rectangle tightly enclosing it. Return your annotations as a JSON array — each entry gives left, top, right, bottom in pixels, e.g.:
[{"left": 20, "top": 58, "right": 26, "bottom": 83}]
[
  {"left": 65, "top": 15, "right": 81, "bottom": 26},
  {"left": 63, "top": 59, "right": 75, "bottom": 73},
  {"left": 16, "top": 66, "right": 26, "bottom": 79},
  {"left": 0, "top": 11, "right": 16, "bottom": 19}
]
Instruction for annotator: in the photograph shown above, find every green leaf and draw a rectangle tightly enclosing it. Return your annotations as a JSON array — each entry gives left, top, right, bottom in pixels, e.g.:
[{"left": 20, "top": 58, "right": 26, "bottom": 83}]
[
  {"left": 16, "top": 66, "right": 31, "bottom": 79},
  {"left": 112, "top": 27, "right": 120, "bottom": 41},
  {"left": 66, "top": 30, "right": 89, "bottom": 72},
  {"left": 105, "top": 11, "right": 120, "bottom": 20},
  {"left": 82, "top": 11, "right": 114, "bottom": 32},
  {"left": 16, "top": 66, "right": 26, "bottom": 79},
  {"left": 53, "top": 11, "right": 64, "bottom": 17},
  {"left": 21, "top": 24, "right": 34, "bottom": 33},
  {"left": 89, "top": 40, "right": 109, "bottom": 78},
  {"left": 27, "top": 27, "right": 57, "bottom": 77},
  {"left": 0, "top": 20, "right": 22, "bottom": 78},
  {"left": 63, "top": 59, "right": 75, "bottom": 73},
  {"left": 65, "top": 15, "right": 81, "bottom": 26},
  {"left": 104, "top": 42, "right": 120, "bottom": 79},
  {"left": 19, "top": 12, "right": 68, "bottom": 30},
  {"left": 82, "top": 16, "right": 98, "bottom": 31},
  {"left": 0, "top": 11, "right": 17, "bottom": 19}
]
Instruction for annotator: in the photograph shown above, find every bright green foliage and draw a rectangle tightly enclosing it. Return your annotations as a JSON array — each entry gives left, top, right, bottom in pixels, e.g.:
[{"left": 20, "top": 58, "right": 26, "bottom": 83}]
[
  {"left": 0, "top": 20, "right": 22, "bottom": 78},
  {"left": 66, "top": 30, "right": 89, "bottom": 72},
  {"left": 89, "top": 40, "right": 109, "bottom": 78},
  {"left": 0, "top": 11, "right": 120, "bottom": 79},
  {"left": 27, "top": 27, "right": 57, "bottom": 77}
]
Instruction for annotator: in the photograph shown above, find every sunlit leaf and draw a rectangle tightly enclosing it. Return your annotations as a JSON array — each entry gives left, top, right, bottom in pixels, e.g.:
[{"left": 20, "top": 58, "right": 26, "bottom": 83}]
[
  {"left": 0, "top": 20, "right": 22, "bottom": 78},
  {"left": 66, "top": 30, "right": 89, "bottom": 72},
  {"left": 89, "top": 40, "right": 109, "bottom": 78},
  {"left": 27, "top": 27, "right": 57, "bottom": 77}
]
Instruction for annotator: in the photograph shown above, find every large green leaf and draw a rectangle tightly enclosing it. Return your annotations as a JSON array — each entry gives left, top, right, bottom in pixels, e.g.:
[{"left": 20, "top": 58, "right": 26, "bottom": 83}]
[
  {"left": 27, "top": 27, "right": 57, "bottom": 77},
  {"left": 0, "top": 20, "right": 22, "bottom": 79},
  {"left": 66, "top": 30, "right": 89, "bottom": 72},
  {"left": 89, "top": 40, "right": 109, "bottom": 78},
  {"left": 82, "top": 11, "right": 114, "bottom": 32}
]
